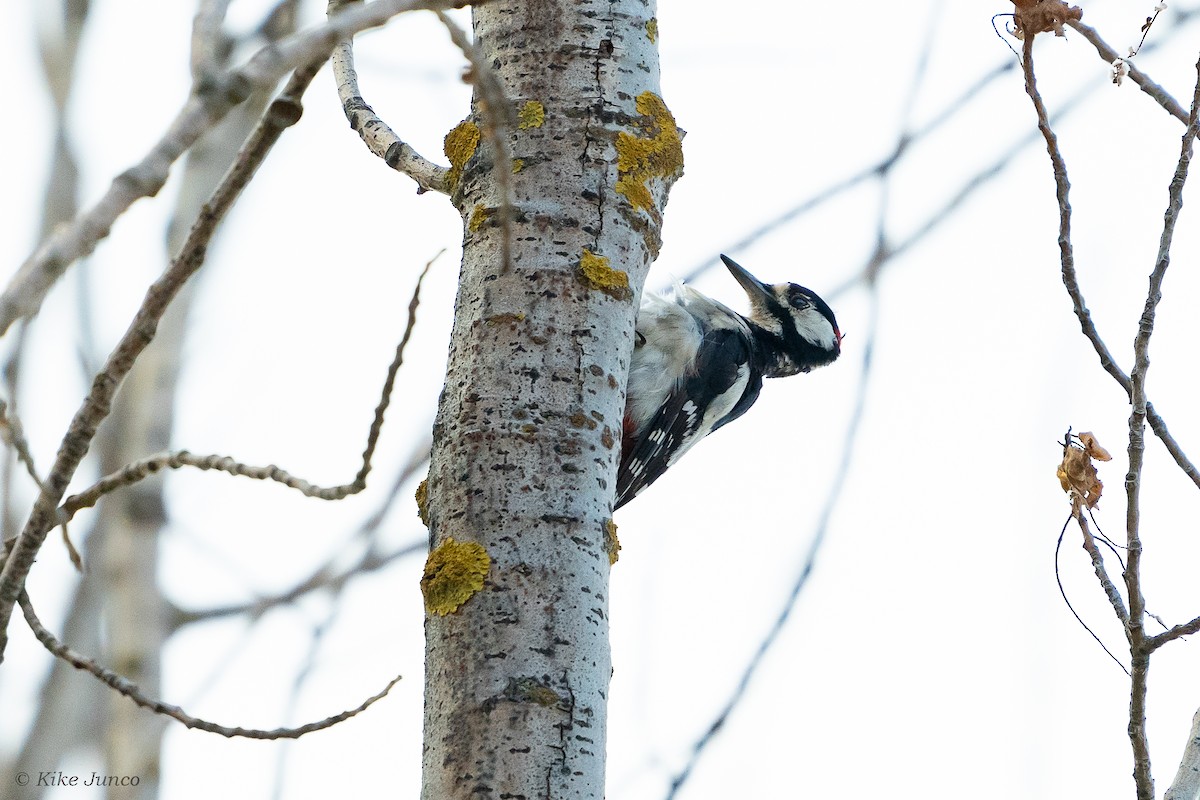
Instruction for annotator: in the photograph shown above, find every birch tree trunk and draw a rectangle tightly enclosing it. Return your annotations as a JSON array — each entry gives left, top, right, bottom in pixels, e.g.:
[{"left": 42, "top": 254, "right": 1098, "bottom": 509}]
[{"left": 421, "top": 1, "right": 681, "bottom": 797}]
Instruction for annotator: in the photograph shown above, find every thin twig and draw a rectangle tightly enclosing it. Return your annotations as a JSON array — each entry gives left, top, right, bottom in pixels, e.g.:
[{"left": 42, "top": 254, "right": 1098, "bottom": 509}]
[
  {"left": 0, "top": 56, "right": 330, "bottom": 663},
  {"left": 1021, "top": 35, "right": 1133, "bottom": 397},
  {"left": 175, "top": 538, "right": 426, "bottom": 625},
  {"left": 0, "top": 0, "right": 464, "bottom": 338},
  {"left": 675, "top": 7, "right": 1200, "bottom": 294},
  {"left": 1130, "top": 4, "right": 1168, "bottom": 57},
  {"left": 18, "top": 0, "right": 87, "bottom": 538},
  {"left": 59, "top": 253, "right": 435, "bottom": 523},
  {"left": 190, "top": 0, "right": 234, "bottom": 84},
  {"left": 19, "top": 590, "right": 399, "bottom": 739},
  {"left": 328, "top": 0, "right": 448, "bottom": 193},
  {"left": 666, "top": 288, "right": 879, "bottom": 800},
  {"left": 679, "top": 58, "right": 1016, "bottom": 286},
  {"left": 1055, "top": 515, "right": 1130, "bottom": 675},
  {"left": 0, "top": 399, "right": 81, "bottom": 570},
  {"left": 173, "top": 433, "right": 430, "bottom": 627},
  {"left": 1067, "top": 19, "right": 1190, "bottom": 124},
  {"left": 0, "top": 399, "right": 46, "bottom": 498},
  {"left": 1148, "top": 614, "right": 1200, "bottom": 650},
  {"left": 1146, "top": 404, "right": 1200, "bottom": 490},
  {"left": 61, "top": 451, "right": 375, "bottom": 518},
  {"left": 1074, "top": 508, "right": 1130, "bottom": 626},
  {"left": 1, "top": 326, "right": 29, "bottom": 544}
]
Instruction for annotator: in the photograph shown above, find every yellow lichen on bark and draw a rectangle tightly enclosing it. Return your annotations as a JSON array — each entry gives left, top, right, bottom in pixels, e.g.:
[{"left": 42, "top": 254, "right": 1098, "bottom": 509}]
[
  {"left": 469, "top": 204, "right": 493, "bottom": 232},
  {"left": 615, "top": 92, "right": 683, "bottom": 212},
  {"left": 505, "top": 677, "right": 564, "bottom": 707},
  {"left": 422, "top": 538, "right": 490, "bottom": 615},
  {"left": 605, "top": 519, "right": 621, "bottom": 565},
  {"left": 578, "top": 250, "right": 631, "bottom": 301},
  {"left": 518, "top": 100, "right": 545, "bottom": 129},
  {"left": 485, "top": 311, "right": 526, "bottom": 325},
  {"left": 645, "top": 18, "right": 658, "bottom": 43},
  {"left": 512, "top": 158, "right": 525, "bottom": 173},
  {"left": 444, "top": 120, "right": 480, "bottom": 188},
  {"left": 415, "top": 478, "right": 430, "bottom": 527}
]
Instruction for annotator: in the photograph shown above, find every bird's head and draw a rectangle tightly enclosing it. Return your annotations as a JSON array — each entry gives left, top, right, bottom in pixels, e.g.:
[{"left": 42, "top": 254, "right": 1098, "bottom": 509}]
[{"left": 721, "top": 254, "right": 842, "bottom": 377}]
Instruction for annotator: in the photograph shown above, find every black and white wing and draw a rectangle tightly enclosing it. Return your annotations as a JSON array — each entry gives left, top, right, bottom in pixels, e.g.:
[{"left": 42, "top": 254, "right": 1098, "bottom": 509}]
[{"left": 615, "top": 328, "right": 762, "bottom": 508}]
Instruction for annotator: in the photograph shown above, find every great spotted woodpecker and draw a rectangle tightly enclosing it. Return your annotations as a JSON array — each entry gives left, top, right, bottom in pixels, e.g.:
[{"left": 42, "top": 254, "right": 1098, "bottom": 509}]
[{"left": 615, "top": 255, "right": 842, "bottom": 509}]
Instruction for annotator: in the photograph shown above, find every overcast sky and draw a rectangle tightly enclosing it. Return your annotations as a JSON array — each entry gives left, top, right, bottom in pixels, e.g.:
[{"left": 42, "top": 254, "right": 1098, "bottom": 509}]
[{"left": 4, "top": 1, "right": 1200, "bottom": 798}]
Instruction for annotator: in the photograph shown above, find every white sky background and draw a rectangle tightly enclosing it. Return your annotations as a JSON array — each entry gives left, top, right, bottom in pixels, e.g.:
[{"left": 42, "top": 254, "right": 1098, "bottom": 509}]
[{"left": 2, "top": 0, "right": 1200, "bottom": 798}]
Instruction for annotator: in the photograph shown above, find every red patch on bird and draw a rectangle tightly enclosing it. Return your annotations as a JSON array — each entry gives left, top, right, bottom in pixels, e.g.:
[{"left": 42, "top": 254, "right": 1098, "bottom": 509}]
[{"left": 620, "top": 415, "right": 637, "bottom": 458}]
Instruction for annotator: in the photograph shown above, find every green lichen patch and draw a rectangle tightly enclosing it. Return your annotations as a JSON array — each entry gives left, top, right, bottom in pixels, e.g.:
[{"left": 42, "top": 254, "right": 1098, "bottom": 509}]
[
  {"left": 485, "top": 311, "right": 526, "bottom": 326},
  {"left": 578, "top": 249, "right": 631, "bottom": 301},
  {"left": 415, "top": 478, "right": 430, "bottom": 527},
  {"left": 512, "top": 158, "right": 525, "bottom": 174},
  {"left": 615, "top": 92, "right": 684, "bottom": 212},
  {"left": 444, "top": 120, "right": 480, "bottom": 189},
  {"left": 605, "top": 519, "right": 621, "bottom": 565},
  {"left": 421, "top": 537, "right": 490, "bottom": 616},
  {"left": 518, "top": 100, "right": 545, "bottom": 129},
  {"left": 646, "top": 18, "right": 658, "bottom": 43},
  {"left": 505, "top": 676, "right": 563, "bottom": 707}
]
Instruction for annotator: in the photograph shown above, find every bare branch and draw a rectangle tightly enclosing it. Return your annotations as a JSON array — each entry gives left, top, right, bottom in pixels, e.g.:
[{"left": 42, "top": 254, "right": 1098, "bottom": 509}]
[
  {"left": 170, "top": 413, "right": 429, "bottom": 627},
  {"left": 1125, "top": 54, "right": 1200, "bottom": 800},
  {"left": 1129, "top": 648, "right": 1155, "bottom": 800},
  {"left": 0, "top": 55, "right": 330, "bottom": 663},
  {"left": 1148, "top": 614, "right": 1200, "bottom": 650},
  {"left": 19, "top": 590, "right": 399, "bottom": 739},
  {"left": 190, "top": 0, "right": 234, "bottom": 83},
  {"left": 1019, "top": 33, "right": 1192, "bottom": 798},
  {"left": 329, "top": 0, "right": 449, "bottom": 193},
  {"left": 1074, "top": 509, "right": 1130, "bottom": 625},
  {"left": 0, "top": 0, "right": 464, "bottom": 339},
  {"left": 0, "top": 398, "right": 82, "bottom": 571},
  {"left": 1122, "top": 41, "right": 1200, "bottom": 638},
  {"left": 667, "top": 288, "right": 879, "bottom": 800},
  {"left": 1147, "top": 404, "right": 1200, "bottom": 490},
  {"left": 1067, "top": 19, "right": 1190, "bottom": 124},
  {"left": 61, "top": 451, "right": 369, "bottom": 517},
  {"left": 177, "top": 538, "right": 426, "bottom": 625},
  {"left": 1005, "top": 33, "right": 1200, "bottom": 492},
  {"left": 0, "top": 399, "right": 46, "bottom": 497},
  {"left": 1055, "top": 515, "right": 1130, "bottom": 675},
  {"left": 1021, "top": 35, "right": 1133, "bottom": 395},
  {"left": 1017, "top": 29, "right": 1200, "bottom": 501},
  {"left": 1129, "top": 56, "right": 1200, "bottom": 386}
]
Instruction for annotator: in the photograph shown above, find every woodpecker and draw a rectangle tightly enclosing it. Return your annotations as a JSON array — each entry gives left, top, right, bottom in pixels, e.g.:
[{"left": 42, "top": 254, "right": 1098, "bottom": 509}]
[{"left": 615, "top": 255, "right": 841, "bottom": 509}]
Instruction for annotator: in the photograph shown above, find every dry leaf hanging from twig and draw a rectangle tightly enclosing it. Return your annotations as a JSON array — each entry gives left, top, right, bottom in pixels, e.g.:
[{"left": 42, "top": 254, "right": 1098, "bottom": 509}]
[{"left": 1058, "top": 430, "right": 1111, "bottom": 510}]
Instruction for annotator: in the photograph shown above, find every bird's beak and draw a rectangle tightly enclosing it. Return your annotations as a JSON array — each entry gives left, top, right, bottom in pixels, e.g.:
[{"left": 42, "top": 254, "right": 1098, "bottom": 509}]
[{"left": 720, "top": 255, "right": 774, "bottom": 304}]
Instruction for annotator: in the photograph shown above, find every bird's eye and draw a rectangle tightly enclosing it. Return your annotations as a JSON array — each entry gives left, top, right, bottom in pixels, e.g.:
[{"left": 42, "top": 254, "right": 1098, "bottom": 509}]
[{"left": 789, "top": 291, "right": 810, "bottom": 309}]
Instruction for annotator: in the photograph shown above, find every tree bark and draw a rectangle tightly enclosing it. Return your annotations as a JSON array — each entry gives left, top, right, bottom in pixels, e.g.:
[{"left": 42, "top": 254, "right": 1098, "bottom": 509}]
[{"left": 421, "top": 1, "right": 680, "bottom": 797}]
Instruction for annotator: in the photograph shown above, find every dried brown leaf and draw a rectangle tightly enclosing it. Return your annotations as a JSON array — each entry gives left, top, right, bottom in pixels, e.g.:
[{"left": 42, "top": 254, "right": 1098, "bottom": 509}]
[
  {"left": 1011, "top": 0, "right": 1083, "bottom": 39},
  {"left": 1058, "top": 432, "right": 1107, "bottom": 509},
  {"left": 1078, "top": 431, "right": 1112, "bottom": 461}
]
